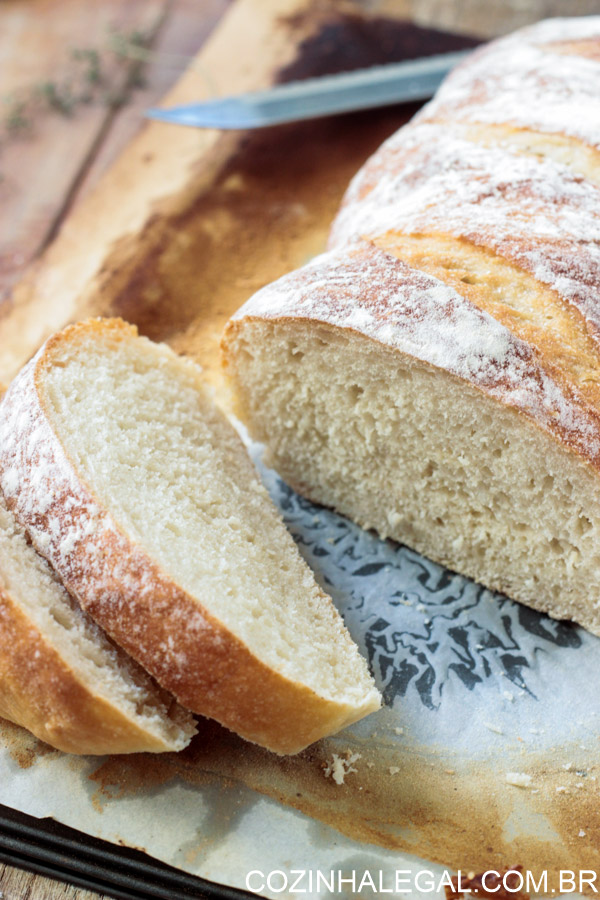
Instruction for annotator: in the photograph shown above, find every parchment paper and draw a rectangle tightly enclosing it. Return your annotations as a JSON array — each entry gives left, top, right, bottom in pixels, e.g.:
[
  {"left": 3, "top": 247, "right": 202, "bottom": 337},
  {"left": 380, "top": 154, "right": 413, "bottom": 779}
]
[{"left": 0, "top": 432, "right": 596, "bottom": 898}]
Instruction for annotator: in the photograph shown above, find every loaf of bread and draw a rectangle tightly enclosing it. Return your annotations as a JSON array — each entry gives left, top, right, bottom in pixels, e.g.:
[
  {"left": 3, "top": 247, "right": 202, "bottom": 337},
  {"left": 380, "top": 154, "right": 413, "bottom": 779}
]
[
  {"left": 0, "top": 319, "right": 380, "bottom": 754},
  {"left": 0, "top": 491, "right": 195, "bottom": 754},
  {"left": 222, "top": 17, "right": 600, "bottom": 636}
]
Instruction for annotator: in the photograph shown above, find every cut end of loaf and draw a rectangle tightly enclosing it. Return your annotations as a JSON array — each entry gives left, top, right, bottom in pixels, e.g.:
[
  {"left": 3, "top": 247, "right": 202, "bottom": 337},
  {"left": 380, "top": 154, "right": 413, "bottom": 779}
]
[
  {"left": 0, "top": 318, "right": 380, "bottom": 755},
  {"left": 224, "top": 316, "right": 600, "bottom": 638}
]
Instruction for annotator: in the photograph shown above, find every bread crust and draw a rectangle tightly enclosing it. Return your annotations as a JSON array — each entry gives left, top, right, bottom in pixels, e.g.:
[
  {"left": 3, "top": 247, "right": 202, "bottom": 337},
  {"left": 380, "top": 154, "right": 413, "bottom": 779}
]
[
  {"left": 223, "top": 240, "right": 600, "bottom": 475},
  {"left": 416, "top": 16, "right": 600, "bottom": 152},
  {"left": 0, "top": 319, "right": 379, "bottom": 755},
  {"left": 222, "top": 18, "right": 600, "bottom": 488},
  {"left": 0, "top": 584, "right": 190, "bottom": 755}
]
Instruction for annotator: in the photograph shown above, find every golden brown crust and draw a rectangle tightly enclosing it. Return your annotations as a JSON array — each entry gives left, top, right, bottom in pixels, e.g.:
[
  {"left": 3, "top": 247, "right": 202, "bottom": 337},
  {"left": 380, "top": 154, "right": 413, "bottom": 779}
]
[
  {"left": 0, "top": 585, "right": 178, "bottom": 755},
  {"left": 330, "top": 120, "right": 600, "bottom": 345},
  {"left": 223, "top": 241, "right": 600, "bottom": 476},
  {"left": 375, "top": 232, "right": 600, "bottom": 423},
  {"left": 0, "top": 318, "right": 378, "bottom": 755}
]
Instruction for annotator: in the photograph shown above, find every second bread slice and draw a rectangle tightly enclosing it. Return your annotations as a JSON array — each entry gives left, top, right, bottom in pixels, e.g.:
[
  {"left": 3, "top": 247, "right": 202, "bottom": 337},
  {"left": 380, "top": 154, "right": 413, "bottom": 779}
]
[
  {"left": 0, "top": 319, "right": 380, "bottom": 754},
  {"left": 0, "top": 491, "right": 195, "bottom": 755}
]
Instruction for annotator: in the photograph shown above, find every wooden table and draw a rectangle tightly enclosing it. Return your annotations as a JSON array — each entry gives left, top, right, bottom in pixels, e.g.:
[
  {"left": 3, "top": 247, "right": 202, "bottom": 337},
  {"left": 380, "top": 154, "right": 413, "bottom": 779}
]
[
  {"left": 0, "top": 0, "right": 596, "bottom": 896},
  {"left": 0, "top": 864, "right": 110, "bottom": 900}
]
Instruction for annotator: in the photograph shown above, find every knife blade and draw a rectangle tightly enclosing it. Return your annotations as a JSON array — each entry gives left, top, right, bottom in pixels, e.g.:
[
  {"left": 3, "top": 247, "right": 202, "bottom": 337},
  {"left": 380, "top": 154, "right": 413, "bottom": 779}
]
[{"left": 145, "top": 49, "right": 471, "bottom": 130}]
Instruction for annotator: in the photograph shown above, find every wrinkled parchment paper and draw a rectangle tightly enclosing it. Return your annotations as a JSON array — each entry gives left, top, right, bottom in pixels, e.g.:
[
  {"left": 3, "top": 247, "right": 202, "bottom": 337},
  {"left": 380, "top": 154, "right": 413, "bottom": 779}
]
[{"left": 0, "top": 434, "right": 596, "bottom": 898}]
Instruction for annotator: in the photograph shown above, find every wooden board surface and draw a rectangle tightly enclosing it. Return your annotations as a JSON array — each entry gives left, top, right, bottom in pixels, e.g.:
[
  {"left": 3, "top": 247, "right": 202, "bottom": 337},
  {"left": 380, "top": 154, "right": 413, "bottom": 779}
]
[
  {"left": 1, "top": 0, "right": 599, "bottom": 897},
  {"left": 0, "top": 0, "right": 228, "bottom": 304},
  {"left": 0, "top": 3, "right": 227, "bottom": 897},
  {"left": 0, "top": 864, "right": 111, "bottom": 900}
]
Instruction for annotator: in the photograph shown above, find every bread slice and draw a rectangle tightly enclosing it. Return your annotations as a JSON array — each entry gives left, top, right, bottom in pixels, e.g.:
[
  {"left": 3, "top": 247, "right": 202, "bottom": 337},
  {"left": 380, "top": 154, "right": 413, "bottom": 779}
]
[
  {"left": 0, "top": 492, "right": 195, "bottom": 755},
  {"left": 0, "top": 318, "right": 380, "bottom": 754}
]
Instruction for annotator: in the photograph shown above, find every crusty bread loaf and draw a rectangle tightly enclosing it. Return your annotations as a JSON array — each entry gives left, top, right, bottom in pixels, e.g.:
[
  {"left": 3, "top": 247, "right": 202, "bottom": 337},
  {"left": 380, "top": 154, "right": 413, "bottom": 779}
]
[
  {"left": 0, "top": 492, "right": 195, "bottom": 755},
  {"left": 222, "top": 17, "right": 600, "bottom": 637},
  {"left": 0, "top": 318, "right": 380, "bottom": 754}
]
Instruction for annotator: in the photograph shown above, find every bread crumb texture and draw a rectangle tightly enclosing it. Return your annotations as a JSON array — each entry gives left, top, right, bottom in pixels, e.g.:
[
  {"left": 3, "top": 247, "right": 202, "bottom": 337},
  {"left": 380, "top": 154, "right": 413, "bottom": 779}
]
[{"left": 0, "top": 319, "right": 380, "bottom": 754}]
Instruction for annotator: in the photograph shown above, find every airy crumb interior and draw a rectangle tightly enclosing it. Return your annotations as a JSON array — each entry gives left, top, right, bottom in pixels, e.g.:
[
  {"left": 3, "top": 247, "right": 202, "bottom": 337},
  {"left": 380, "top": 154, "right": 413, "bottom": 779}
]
[
  {"left": 43, "top": 331, "right": 378, "bottom": 707},
  {"left": 227, "top": 320, "right": 600, "bottom": 635},
  {"left": 0, "top": 495, "right": 193, "bottom": 749}
]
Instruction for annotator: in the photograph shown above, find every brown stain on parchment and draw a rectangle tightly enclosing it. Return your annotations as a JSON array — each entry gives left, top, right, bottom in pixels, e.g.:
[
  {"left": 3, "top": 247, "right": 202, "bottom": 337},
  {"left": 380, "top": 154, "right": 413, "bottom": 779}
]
[
  {"left": 0, "top": 718, "right": 57, "bottom": 769},
  {"left": 1, "top": 699, "right": 599, "bottom": 880},
  {"left": 83, "top": 711, "right": 600, "bottom": 880}
]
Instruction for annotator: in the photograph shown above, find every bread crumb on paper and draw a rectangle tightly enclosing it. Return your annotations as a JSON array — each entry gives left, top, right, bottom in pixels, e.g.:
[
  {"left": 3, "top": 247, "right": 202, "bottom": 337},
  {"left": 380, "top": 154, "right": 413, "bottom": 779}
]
[
  {"left": 484, "top": 721, "right": 504, "bottom": 735},
  {"left": 324, "top": 751, "right": 362, "bottom": 785},
  {"left": 505, "top": 772, "right": 532, "bottom": 788}
]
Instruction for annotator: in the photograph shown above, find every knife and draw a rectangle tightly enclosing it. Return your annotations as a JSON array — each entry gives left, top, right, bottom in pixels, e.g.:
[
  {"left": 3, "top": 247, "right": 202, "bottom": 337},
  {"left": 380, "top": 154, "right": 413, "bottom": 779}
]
[{"left": 145, "top": 50, "right": 471, "bottom": 130}]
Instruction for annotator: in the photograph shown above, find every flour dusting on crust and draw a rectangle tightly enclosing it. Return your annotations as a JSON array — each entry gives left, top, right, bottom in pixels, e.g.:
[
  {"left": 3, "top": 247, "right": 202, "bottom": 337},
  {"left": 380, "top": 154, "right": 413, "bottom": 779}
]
[
  {"left": 330, "top": 122, "right": 600, "bottom": 338},
  {"left": 0, "top": 341, "right": 215, "bottom": 696},
  {"left": 236, "top": 242, "right": 600, "bottom": 466},
  {"left": 418, "top": 17, "right": 600, "bottom": 149}
]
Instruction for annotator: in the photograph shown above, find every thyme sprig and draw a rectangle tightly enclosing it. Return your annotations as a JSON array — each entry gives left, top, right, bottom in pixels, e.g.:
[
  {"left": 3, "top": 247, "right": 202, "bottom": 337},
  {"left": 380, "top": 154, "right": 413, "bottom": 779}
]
[{"left": 1, "top": 27, "right": 154, "bottom": 141}]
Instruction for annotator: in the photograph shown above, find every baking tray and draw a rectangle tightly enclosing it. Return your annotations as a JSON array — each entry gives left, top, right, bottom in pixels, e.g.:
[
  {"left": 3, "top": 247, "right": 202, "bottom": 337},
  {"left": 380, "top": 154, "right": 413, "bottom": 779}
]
[{"left": 0, "top": 802, "right": 254, "bottom": 900}]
